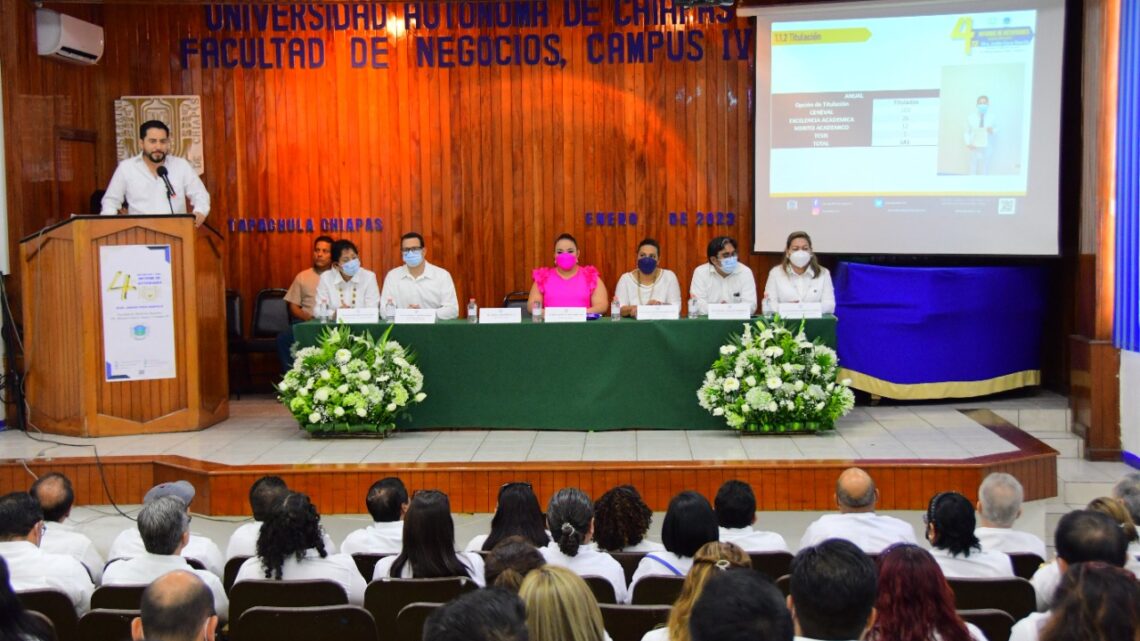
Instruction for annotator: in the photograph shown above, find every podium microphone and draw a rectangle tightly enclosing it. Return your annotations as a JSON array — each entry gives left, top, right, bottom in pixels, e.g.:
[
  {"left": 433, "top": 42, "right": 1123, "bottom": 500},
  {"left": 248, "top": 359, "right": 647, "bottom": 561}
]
[{"left": 156, "top": 165, "right": 176, "bottom": 214}]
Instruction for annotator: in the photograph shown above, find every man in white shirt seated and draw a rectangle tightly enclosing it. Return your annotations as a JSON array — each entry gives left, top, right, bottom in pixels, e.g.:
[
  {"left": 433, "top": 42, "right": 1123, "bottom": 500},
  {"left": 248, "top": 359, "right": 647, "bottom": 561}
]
[
  {"left": 318, "top": 239, "right": 381, "bottom": 316},
  {"left": 973, "top": 472, "right": 1047, "bottom": 559},
  {"left": 379, "top": 232, "right": 460, "bottom": 320},
  {"left": 1113, "top": 472, "right": 1140, "bottom": 568},
  {"left": 103, "top": 496, "right": 228, "bottom": 623},
  {"left": 788, "top": 539, "right": 877, "bottom": 641},
  {"left": 0, "top": 492, "right": 93, "bottom": 614},
  {"left": 277, "top": 235, "right": 335, "bottom": 369},
  {"left": 226, "top": 476, "right": 288, "bottom": 560},
  {"left": 800, "top": 467, "right": 917, "bottom": 553},
  {"left": 689, "top": 236, "right": 758, "bottom": 316},
  {"left": 131, "top": 570, "right": 220, "bottom": 641},
  {"left": 101, "top": 119, "right": 210, "bottom": 227},
  {"left": 107, "top": 480, "right": 224, "bottom": 577},
  {"left": 1014, "top": 510, "right": 1129, "bottom": 640},
  {"left": 341, "top": 477, "right": 408, "bottom": 555},
  {"left": 714, "top": 480, "right": 788, "bottom": 553},
  {"left": 29, "top": 472, "right": 105, "bottom": 583},
  {"left": 689, "top": 568, "right": 794, "bottom": 641}
]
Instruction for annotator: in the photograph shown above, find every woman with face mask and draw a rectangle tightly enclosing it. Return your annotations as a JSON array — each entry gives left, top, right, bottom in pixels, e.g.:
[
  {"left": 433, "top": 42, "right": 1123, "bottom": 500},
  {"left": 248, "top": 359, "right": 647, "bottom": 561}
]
[
  {"left": 527, "top": 233, "right": 609, "bottom": 314},
  {"left": 316, "top": 238, "right": 381, "bottom": 319},
  {"left": 612, "top": 238, "right": 682, "bottom": 318},
  {"left": 762, "top": 231, "right": 835, "bottom": 314}
]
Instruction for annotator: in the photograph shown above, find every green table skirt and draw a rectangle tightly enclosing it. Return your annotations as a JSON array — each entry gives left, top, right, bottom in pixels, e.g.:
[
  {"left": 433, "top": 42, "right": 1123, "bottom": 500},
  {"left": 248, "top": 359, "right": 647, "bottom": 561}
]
[{"left": 294, "top": 317, "right": 837, "bottom": 431}]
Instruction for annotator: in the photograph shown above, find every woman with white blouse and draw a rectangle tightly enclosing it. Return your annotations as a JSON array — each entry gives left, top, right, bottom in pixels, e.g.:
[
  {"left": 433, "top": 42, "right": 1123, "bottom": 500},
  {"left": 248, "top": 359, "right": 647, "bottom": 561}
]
[
  {"left": 539, "top": 488, "right": 629, "bottom": 604},
  {"left": 925, "top": 491, "right": 1015, "bottom": 579},
  {"left": 629, "top": 491, "right": 719, "bottom": 590},
  {"left": 763, "top": 231, "right": 835, "bottom": 314},
  {"left": 373, "top": 490, "right": 485, "bottom": 587},
  {"left": 613, "top": 238, "right": 682, "bottom": 318}
]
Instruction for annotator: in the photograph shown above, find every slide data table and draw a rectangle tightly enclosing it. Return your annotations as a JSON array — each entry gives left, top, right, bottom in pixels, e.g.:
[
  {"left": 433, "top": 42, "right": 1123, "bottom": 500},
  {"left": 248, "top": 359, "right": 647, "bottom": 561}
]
[{"left": 294, "top": 317, "right": 837, "bottom": 431}]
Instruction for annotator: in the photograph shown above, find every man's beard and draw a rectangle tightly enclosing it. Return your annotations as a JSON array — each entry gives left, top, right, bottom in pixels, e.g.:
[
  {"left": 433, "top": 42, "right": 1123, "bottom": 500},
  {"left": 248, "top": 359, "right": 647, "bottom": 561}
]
[{"left": 147, "top": 150, "right": 166, "bottom": 164}]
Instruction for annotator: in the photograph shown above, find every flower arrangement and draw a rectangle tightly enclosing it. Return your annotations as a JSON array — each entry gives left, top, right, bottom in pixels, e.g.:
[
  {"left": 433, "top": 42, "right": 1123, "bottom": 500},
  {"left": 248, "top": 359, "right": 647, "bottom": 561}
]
[
  {"left": 697, "top": 317, "right": 855, "bottom": 434},
  {"left": 277, "top": 325, "right": 426, "bottom": 436}
]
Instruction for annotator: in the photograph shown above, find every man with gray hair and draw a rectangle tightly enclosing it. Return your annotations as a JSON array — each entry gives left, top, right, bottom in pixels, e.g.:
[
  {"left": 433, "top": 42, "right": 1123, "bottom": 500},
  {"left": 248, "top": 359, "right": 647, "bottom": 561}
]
[
  {"left": 974, "top": 472, "right": 1046, "bottom": 558},
  {"left": 799, "top": 467, "right": 917, "bottom": 553},
  {"left": 1112, "top": 472, "right": 1140, "bottom": 567},
  {"left": 107, "top": 481, "right": 224, "bottom": 577},
  {"left": 103, "top": 496, "right": 228, "bottom": 623}
]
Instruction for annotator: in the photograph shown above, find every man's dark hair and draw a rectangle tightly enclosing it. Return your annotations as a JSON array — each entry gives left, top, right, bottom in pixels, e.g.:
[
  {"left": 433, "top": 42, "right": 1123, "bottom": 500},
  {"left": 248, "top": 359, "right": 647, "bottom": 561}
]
[
  {"left": 400, "top": 232, "right": 425, "bottom": 249},
  {"left": 29, "top": 473, "right": 74, "bottom": 523},
  {"left": 138, "top": 496, "right": 190, "bottom": 556},
  {"left": 138, "top": 571, "right": 215, "bottom": 641},
  {"left": 423, "top": 587, "right": 528, "bottom": 641},
  {"left": 331, "top": 239, "right": 359, "bottom": 263},
  {"left": 0, "top": 492, "right": 42, "bottom": 540},
  {"left": 139, "top": 120, "right": 169, "bottom": 140},
  {"left": 715, "top": 480, "right": 756, "bottom": 529},
  {"left": 706, "top": 236, "right": 737, "bottom": 260},
  {"left": 690, "top": 569, "right": 793, "bottom": 641},
  {"left": 366, "top": 477, "right": 408, "bottom": 522},
  {"left": 1054, "top": 509, "right": 1128, "bottom": 566},
  {"left": 313, "top": 235, "right": 335, "bottom": 249},
  {"left": 790, "top": 539, "right": 878, "bottom": 640},
  {"left": 248, "top": 476, "right": 289, "bottom": 522},
  {"left": 661, "top": 491, "right": 719, "bottom": 558}
]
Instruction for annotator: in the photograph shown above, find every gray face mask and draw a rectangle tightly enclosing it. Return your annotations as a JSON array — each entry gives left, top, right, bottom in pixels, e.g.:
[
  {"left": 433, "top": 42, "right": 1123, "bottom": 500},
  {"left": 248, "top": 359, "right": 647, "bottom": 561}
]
[
  {"left": 340, "top": 258, "right": 361, "bottom": 277},
  {"left": 719, "top": 256, "right": 738, "bottom": 273}
]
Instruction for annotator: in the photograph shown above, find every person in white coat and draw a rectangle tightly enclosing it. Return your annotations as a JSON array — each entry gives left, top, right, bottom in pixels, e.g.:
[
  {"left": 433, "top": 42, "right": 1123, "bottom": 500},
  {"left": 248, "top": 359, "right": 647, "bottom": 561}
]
[
  {"left": 372, "top": 490, "right": 484, "bottom": 587},
  {"left": 800, "top": 467, "right": 917, "bottom": 554},
  {"left": 540, "top": 488, "right": 628, "bottom": 603},
  {"left": 762, "top": 231, "right": 835, "bottom": 315},
  {"left": 714, "top": 480, "right": 788, "bottom": 553},
  {"left": 974, "top": 472, "right": 1047, "bottom": 558},
  {"left": 29, "top": 473, "right": 105, "bottom": 583},
  {"left": 925, "top": 491, "right": 1014, "bottom": 579},
  {"left": 629, "top": 491, "right": 719, "bottom": 591}
]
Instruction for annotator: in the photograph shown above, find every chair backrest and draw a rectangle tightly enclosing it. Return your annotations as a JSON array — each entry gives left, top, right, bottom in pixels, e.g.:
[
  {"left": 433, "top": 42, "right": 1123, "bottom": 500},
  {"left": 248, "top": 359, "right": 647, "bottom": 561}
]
[
  {"left": 17, "top": 589, "right": 78, "bottom": 641},
  {"left": 610, "top": 552, "right": 646, "bottom": 585},
  {"left": 1008, "top": 552, "right": 1046, "bottom": 581},
  {"left": 27, "top": 610, "right": 59, "bottom": 641},
  {"left": 232, "top": 605, "right": 377, "bottom": 641},
  {"left": 226, "top": 289, "right": 243, "bottom": 339},
  {"left": 957, "top": 608, "right": 1016, "bottom": 641},
  {"left": 364, "top": 576, "right": 477, "bottom": 630},
  {"left": 501, "top": 290, "right": 531, "bottom": 312},
  {"left": 91, "top": 585, "right": 145, "bottom": 610},
  {"left": 582, "top": 575, "right": 617, "bottom": 605},
  {"left": 252, "top": 288, "right": 290, "bottom": 337},
  {"left": 749, "top": 551, "right": 794, "bottom": 580},
  {"left": 630, "top": 576, "right": 685, "bottom": 605},
  {"left": 228, "top": 579, "right": 348, "bottom": 631},
  {"left": 224, "top": 556, "right": 251, "bottom": 595},
  {"left": 599, "top": 604, "right": 672, "bottom": 641},
  {"left": 946, "top": 577, "right": 1036, "bottom": 621},
  {"left": 352, "top": 553, "right": 393, "bottom": 581},
  {"left": 395, "top": 602, "right": 443, "bottom": 641},
  {"left": 76, "top": 608, "right": 137, "bottom": 641}
]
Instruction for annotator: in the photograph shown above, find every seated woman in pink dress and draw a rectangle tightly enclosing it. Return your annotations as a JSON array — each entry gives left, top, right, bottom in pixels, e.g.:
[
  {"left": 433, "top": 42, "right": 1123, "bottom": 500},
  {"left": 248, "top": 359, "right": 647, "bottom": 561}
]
[{"left": 527, "top": 233, "right": 609, "bottom": 314}]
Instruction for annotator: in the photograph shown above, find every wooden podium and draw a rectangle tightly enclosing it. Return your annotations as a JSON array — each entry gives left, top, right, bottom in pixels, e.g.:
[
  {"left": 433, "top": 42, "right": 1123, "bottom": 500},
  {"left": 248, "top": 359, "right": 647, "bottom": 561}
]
[{"left": 19, "top": 215, "right": 228, "bottom": 436}]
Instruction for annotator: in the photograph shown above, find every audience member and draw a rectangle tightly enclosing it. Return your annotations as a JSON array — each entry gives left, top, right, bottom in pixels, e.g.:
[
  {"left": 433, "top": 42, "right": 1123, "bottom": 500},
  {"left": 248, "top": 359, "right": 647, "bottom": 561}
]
[
  {"left": 103, "top": 497, "right": 229, "bottom": 622},
  {"left": 107, "top": 481, "right": 224, "bottom": 577},
  {"left": 234, "top": 492, "right": 366, "bottom": 604},
  {"left": 688, "top": 569, "right": 793, "bottom": 641},
  {"left": 541, "top": 487, "right": 628, "bottom": 603},
  {"left": 423, "top": 587, "right": 530, "bottom": 641},
  {"left": 1086, "top": 496, "right": 1140, "bottom": 574},
  {"left": 800, "top": 468, "right": 917, "bottom": 553},
  {"left": 227, "top": 475, "right": 337, "bottom": 560},
  {"left": 593, "top": 485, "right": 662, "bottom": 553},
  {"left": 0, "top": 556, "right": 52, "bottom": 641},
  {"left": 130, "top": 570, "right": 218, "bottom": 641},
  {"left": 379, "top": 232, "right": 460, "bottom": 320},
  {"left": 277, "top": 235, "right": 335, "bottom": 368},
  {"left": 642, "top": 541, "right": 752, "bottom": 641},
  {"left": 1114, "top": 472, "right": 1140, "bottom": 569},
  {"left": 1021, "top": 510, "right": 1129, "bottom": 634},
  {"left": 519, "top": 565, "right": 607, "bottom": 641},
  {"left": 0, "top": 492, "right": 93, "bottom": 614},
  {"left": 28, "top": 472, "right": 106, "bottom": 582},
  {"left": 466, "top": 481, "right": 550, "bottom": 552},
  {"left": 925, "top": 491, "right": 1014, "bottom": 578},
  {"left": 974, "top": 472, "right": 1047, "bottom": 558},
  {"left": 630, "top": 491, "right": 719, "bottom": 588},
  {"left": 867, "top": 544, "right": 986, "bottom": 641},
  {"left": 1035, "top": 562, "right": 1140, "bottom": 641},
  {"left": 341, "top": 477, "right": 408, "bottom": 555},
  {"left": 714, "top": 480, "right": 788, "bottom": 553},
  {"left": 788, "top": 539, "right": 878, "bottom": 641},
  {"left": 373, "top": 490, "right": 485, "bottom": 586},
  {"left": 485, "top": 536, "right": 546, "bottom": 592}
]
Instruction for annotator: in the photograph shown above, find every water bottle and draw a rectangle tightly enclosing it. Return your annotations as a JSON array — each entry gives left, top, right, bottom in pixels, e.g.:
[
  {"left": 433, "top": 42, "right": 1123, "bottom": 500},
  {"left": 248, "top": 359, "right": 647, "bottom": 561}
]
[
  {"left": 532, "top": 301, "right": 543, "bottom": 323},
  {"left": 688, "top": 296, "right": 699, "bottom": 319},
  {"left": 611, "top": 298, "right": 621, "bottom": 321},
  {"left": 315, "top": 297, "right": 330, "bottom": 323},
  {"left": 761, "top": 296, "right": 774, "bottom": 318},
  {"left": 383, "top": 298, "right": 396, "bottom": 321},
  {"left": 467, "top": 298, "right": 478, "bottom": 323}
]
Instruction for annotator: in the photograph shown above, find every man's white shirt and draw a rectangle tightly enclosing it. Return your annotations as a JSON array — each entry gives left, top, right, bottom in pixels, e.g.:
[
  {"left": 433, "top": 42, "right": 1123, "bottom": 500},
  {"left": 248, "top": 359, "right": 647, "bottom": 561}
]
[
  {"left": 0, "top": 541, "right": 94, "bottom": 614},
  {"left": 379, "top": 261, "right": 459, "bottom": 319},
  {"left": 340, "top": 521, "right": 403, "bottom": 556},
  {"left": 101, "top": 155, "right": 210, "bottom": 216},
  {"left": 41, "top": 519, "right": 105, "bottom": 583},
  {"left": 974, "top": 527, "right": 1047, "bottom": 559},
  {"left": 108, "top": 527, "right": 224, "bottom": 577},
  {"left": 689, "top": 263, "right": 758, "bottom": 316},
  {"left": 317, "top": 268, "right": 381, "bottom": 311},
  {"left": 718, "top": 526, "right": 789, "bottom": 553},
  {"left": 1008, "top": 612, "right": 1050, "bottom": 641},
  {"left": 103, "top": 552, "right": 229, "bottom": 622},
  {"left": 799, "top": 513, "right": 918, "bottom": 553}
]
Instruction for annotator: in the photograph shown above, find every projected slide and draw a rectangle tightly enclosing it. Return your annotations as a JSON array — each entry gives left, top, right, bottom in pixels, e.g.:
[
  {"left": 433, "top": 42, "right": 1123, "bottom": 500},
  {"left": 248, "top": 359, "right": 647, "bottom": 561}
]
[{"left": 746, "top": 0, "right": 1063, "bottom": 256}]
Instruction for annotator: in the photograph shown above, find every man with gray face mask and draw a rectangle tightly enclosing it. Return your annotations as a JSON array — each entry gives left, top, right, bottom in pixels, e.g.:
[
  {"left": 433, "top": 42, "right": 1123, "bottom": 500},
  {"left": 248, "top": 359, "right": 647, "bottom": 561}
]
[
  {"left": 689, "top": 236, "right": 758, "bottom": 317},
  {"left": 379, "top": 232, "right": 459, "bottom": 320},
  {"left": 317, "top": 239, "right": 381, "bottom": 320}
]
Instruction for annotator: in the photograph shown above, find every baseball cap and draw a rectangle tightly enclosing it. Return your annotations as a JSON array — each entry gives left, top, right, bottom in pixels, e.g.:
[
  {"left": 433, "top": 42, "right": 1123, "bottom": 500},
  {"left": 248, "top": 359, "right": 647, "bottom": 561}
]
[{"left": 143, "top": 480, "right": 195, "bottom": 506}]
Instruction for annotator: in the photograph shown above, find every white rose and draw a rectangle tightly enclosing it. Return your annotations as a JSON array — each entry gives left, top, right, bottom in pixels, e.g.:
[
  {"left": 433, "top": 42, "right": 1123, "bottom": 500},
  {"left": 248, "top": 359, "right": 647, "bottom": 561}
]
[
  {"left": 358, "top": 370, "right": 371, "bottom": 382},
  {"left": 767, "top": 402, "right": 778, "bottom": 412},
  {"left": 841, "top": 378, "right": 852, "bottom": 387},
  {"left": 744, "top": 376, "right": 756, "bottom": 387},
  {"left": 414, "top": 392, "right": 427, "bottom": 402},
  {"left": 333, "top": 406, "right": 345, "bottom": 417},
  {"left": 810, "top": 364, "right": 822, "bottom": 376},
  {"left": 794, "top": 380, "right": 804, "bottom": 391},
  {"left": 386, "top": 403, "right": 397, "bottom": 412},
  {"left": 741, "top": 404, "right": 751, "bottom": 413},
  {"left": 720, "top": 345, "right": 737, "bottom": 355},
  {"left": 335, "top": 349, "right": 352, "bottom": 364},
  {"left": 712, "top": 408, "right": 725, "bottom": 416},
  {"left": 308, "top": 412, "right": 321, "bottom": 424},
  {"left": 337, "top": 384, "right": 349, "bottom": 394},
  {"left": 314, "top": 388, "right": 331, "bottom": 402},
  {"left": 723, "top": 377, "right": 741, "bottom": 392},
  {"left": 356, "top": 407, "right": 368, "bottom": 417},
  {"left": 320, "top": 370, "right": 332, "bottom": 380},
  {"left": 766, "top": 377, "right": 782, "bottom": 390}
]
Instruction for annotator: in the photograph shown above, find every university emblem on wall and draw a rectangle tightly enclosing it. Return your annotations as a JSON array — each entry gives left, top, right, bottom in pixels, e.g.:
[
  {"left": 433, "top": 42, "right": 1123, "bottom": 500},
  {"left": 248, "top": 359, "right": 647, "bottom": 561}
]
[{"left": 114, "top": 95, "right": 205, "bottom": 175}]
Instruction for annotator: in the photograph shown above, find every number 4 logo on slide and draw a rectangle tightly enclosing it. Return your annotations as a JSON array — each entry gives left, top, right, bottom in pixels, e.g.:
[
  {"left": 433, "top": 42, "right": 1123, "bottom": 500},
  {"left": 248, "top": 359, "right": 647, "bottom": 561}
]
[{"left": 951, "top": 17, "right": 975, "bottom": 55}]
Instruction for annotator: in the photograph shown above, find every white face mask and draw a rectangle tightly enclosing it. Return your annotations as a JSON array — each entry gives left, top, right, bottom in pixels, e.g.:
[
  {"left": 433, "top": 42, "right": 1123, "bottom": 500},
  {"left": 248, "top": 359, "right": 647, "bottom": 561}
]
[{"left": 789, "top": 250, "right": 812, "bottom": 269}]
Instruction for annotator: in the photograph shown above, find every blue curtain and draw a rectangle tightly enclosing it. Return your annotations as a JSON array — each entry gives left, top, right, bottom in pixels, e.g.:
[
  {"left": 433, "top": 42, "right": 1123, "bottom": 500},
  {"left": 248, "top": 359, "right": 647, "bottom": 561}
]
[{"left": 1116, "top": 0, "right": 1140, "bottom": 351}]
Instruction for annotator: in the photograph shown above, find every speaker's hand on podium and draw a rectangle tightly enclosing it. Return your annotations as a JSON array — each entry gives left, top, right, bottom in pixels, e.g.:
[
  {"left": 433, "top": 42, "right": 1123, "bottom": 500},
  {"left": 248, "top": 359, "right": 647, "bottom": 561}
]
[{"left": 193, "top": 212, "right": 206, "bottom": 228}]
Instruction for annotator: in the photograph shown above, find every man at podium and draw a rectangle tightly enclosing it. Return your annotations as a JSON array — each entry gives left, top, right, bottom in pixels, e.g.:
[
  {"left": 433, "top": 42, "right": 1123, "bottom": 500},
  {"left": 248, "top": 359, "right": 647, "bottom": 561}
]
[{"left": 100, "top": 120, "right": 211, "bottom": 227}]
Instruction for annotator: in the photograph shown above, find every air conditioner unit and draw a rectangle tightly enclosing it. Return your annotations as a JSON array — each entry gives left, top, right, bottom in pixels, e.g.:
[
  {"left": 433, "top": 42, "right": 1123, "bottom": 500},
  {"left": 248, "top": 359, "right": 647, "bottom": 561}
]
[{"left": 36, "top": 9, "right": 104, "bottom": 65}]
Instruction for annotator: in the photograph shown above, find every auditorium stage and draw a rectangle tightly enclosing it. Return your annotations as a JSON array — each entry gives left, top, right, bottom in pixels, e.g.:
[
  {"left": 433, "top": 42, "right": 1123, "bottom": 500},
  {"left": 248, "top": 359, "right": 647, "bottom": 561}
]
[{"left": 0, "top": 394, "right": 1063, "bottom": 516}]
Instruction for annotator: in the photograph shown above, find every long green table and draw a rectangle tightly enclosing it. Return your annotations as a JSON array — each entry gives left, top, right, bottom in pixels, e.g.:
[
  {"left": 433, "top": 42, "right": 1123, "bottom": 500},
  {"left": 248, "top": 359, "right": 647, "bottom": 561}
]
[{"left": 294, "top": 316, "right": 837, "bottom": 431}]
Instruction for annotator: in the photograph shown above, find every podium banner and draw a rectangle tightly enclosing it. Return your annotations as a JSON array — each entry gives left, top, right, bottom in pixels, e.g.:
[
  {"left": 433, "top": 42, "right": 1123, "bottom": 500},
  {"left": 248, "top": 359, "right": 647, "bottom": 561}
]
[{"left": 99, "top": 244, "right": 177, "bottom": 381}]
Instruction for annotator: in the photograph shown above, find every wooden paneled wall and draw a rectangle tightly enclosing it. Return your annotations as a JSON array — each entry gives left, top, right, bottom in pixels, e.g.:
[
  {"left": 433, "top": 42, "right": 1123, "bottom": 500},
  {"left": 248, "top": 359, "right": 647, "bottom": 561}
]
[{"left": 3, "top": 1, "right": 778, "bottom": 330}]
